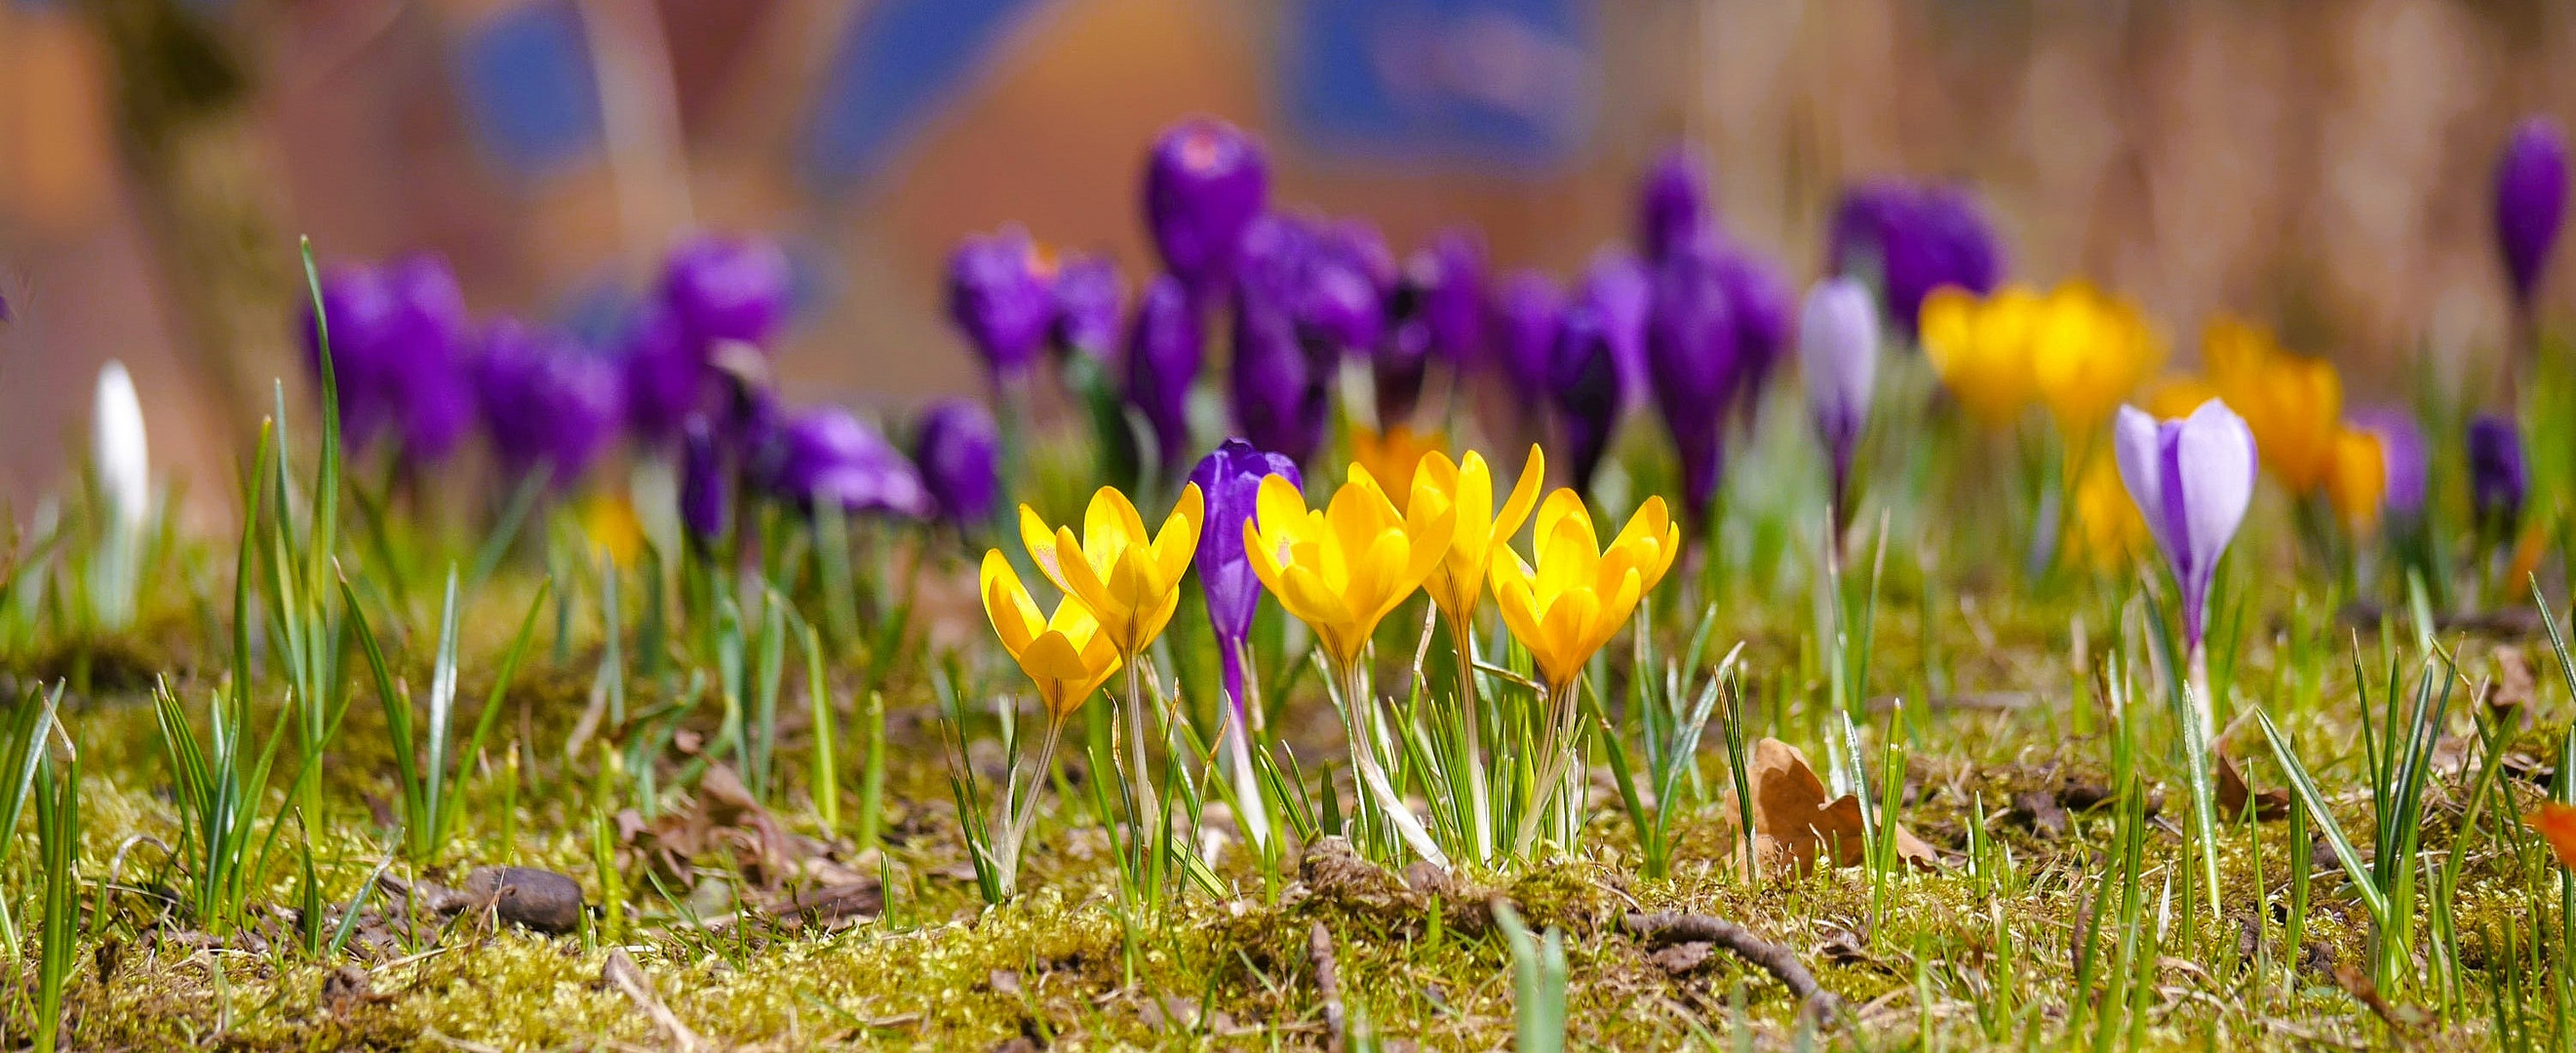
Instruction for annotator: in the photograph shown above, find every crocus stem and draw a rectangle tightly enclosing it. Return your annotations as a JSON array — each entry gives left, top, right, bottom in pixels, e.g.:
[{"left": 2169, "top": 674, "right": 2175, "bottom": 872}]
[
  {"left": 1122, "top": 655, "right": 1160, "bottom": 880},
  {"left": 1220, "top": 639, "right": 1270, "bottom": 850},
  {"left": 1339, "top": 658, "right": 1449, "bottom": 869},
  {"left": 2185, "top": 643, "right": 2214, "bottom": 744},
  {"left": 999, "top": 717, "right": 1066, "bottom": 899},
  {"left": 1449, "top": 613, "right": 1492, "bottom": 864},
  {"left": 1512, "top": 678, "right": 1581, "bottom": 857}
]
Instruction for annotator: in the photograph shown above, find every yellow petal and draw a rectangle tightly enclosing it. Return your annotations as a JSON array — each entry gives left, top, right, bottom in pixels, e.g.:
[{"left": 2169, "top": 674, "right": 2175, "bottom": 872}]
[
  {"left": 980, "top": 550, "right": 1043, "bottom": 660},
  {"left": 1151, "top": 483, "right": 1205, "bottom": 588},
  {"left": 1492, "top": 445, "right": 1546, "bottom": 544},
  {"left": 1053, "top": 525, "right": 1119, "bottom": 622},
  {"left": 1020, "top": 505, "right": 1072, "bottom": 593}
]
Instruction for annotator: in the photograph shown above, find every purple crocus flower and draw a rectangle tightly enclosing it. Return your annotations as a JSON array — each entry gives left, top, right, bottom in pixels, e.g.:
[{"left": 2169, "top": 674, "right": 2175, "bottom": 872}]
[
  {"left": 679, "top": 416, "right": 728, "bottom": 549},
  {"left": 914, "top": 398, "right": 1000, "bottom": 526},
  {"left": 2495, "top": 117, "right": 2569, "bottom": 308},
  {"left": 1646, "top": 247, "right": 1744, "bottom": 524},
  {"left": 1711, "top": 242, "right": 1795, "bottom": 420},
  {"left": 1639, "top": 145, "right": 1713, "bottom": 266},
  {"left": 1829, "top": 179, "right": 2005, "bottom": 338},
  {"left": 476, "top": 320, "right": 625, "bottom": 486},
  {"left": 2468, "top": 413, "right": 2527, "bottom": 531},
  {"left": 2349, "top": 408, "right": 2428, "bottom": 521},
  {"left": 947, "top": 226, "right": 1057, "bottom": 380},
  {"left": 662, "top": 234, "right": 794, "bottom": 348},
  {"left": 1581, "top": 251, "right": 1652, "bottom": 411},
  {"left": 1190, "top": 438, "right": 1302, "bottom": 704},
  {"left": 1552, "top": 298, "right": 1627, "bottom": 495},
  {"left": 1420, "top": 229, "right": 1491, "bottom": 367},
  {"left": 1050, "top": 253, "right": 1124, "bottom": 362},
  {"left": 1302, "top": 218, "right": 1390, "bottom": 353},
  {"left": 377, "top": 254, "right": 479, "bottom": 461},
  {"left": 1126, "top": 275, "right": 1202, "bottom": 466},
  {"left": 1145, "top": 117, "right": 1268, "bottom": 303},
  {"left": 2113, "top": 400, "right": 2256, "bottom": 650},
  {"left": 1492, "top": 271, "right": 1564, "bottom": 398},
  {"left": 1231, "top": 271, "right": 1334, "bottom": 467},
  {"left": 1800, "top": 277, "right": 1879, "bottom": 514},
  {"left": 761, "top": 406, "right": 930, "bottom": 517},
  {"left": 619, "top": 304, "right": 709, "bottom": 445},
  {"left": 306, "top": 263, "right": 403, "bottom": 451},
  {"left": 1375, "top": 314, "right": 1434, "bottom": 425}
]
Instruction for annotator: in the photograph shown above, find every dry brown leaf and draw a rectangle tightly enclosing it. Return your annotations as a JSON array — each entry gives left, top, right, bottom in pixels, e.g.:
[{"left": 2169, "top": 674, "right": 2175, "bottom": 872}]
[
  {"left": 1744, "top": 737, "right": 1942, "bottom": 876},
  {"left": 2215, "top": 751, "right": 2291, "bottom": 822}
]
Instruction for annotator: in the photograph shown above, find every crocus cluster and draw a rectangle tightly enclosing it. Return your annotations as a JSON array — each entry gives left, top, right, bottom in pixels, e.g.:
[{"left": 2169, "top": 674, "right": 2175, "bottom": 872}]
[
  {"left": 1918, "top": 280, "right": 2161, "bottom": 440},
  {"left": 1828, "top": 178, "right": 2005, "bottom": 338},
  {"left": 306, "top": 253, "right": 478, "bottom": 461}
]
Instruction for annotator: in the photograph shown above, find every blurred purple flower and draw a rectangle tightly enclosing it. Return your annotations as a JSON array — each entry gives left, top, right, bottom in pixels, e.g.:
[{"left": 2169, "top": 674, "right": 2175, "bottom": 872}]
[
  {"left": 476, "top": 320, "right": 625, "bottom": 486},
  {"left": 1829, "top": 179, "right": 2005, "bottom": 338},
  {"left": 2349, "top": 408, "right": 2428, "bottom": 521},
  {"left": 2469, "top": 413, "right": 2527, "bottom": 531},
  {"left": 2113, "top": 400, "right": 2256, "bottom": 650},
  {"left": 1552, "top": 298, "right": 1627, "bottom": 495},
  {"left": 619, "top": 304, "right": 709, "bottom": 445},
  {"left": 2496, "top": 117, "right": 2569, "bottom": 308},
  {"left": 1420, "top": 229, "right": 1491, "bottom": 367},
  {"left": 1126, "top": 275, "right": 1203, "bottom": 467},
  {"left": 306, "top": 262, "right": 403, "bottom": 451},
  {"left": 1710, "top": 241, "right": 1794, "bottom": 419},
  {"left": 1050, "top": 253, "right": 1125, "bottom": 362},
  {"left": 680, "top": 416, "right": 729, "bottom": 549},
  {"left": 915, "top": 398, "right": 1000, "bottom": 526},
  {"left": 1646, "top": 247, "right": 1745, "bottom": 523},
  {"left": 1190, "top": 439, "right": 1302, "bottom": 702},
  {"left": 1580, "top": 251, "right": 1652, "bottom": 411},
  {"left": 1799, "top": 277, "right": 1879, "bottom": 512},
  {"left": 662, "top": 234, "right": 794, "bottom": 348},
  {"left": 1492, "top": 271, "right": 1564, "bottom": 398},
  {"left": 947, "top": 226, "right": 1057, "bottom": 380},
  {"left": 1302, "top": 218, "right": 1391, "bottom": 352},
  {"left": 761, "top": 406, "right": 930, "bottom": 517},
  {"left": 1231, "top": 271, "right": 1334, "bottom": 467},
  {"left": 1639, "top": 145, "right": 1712, "bottom": 266},
  {"left": 377, "top": 254, "right": 479, "bottom": 461},
  {"left": 1145, "top": 118, "right": 1268, "bottom": 303}
]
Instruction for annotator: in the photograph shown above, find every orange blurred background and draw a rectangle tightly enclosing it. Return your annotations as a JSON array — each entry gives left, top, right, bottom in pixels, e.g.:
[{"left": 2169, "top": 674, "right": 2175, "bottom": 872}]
[{"left": 0, "top": 0, "right": 2569, "bottom": 522}]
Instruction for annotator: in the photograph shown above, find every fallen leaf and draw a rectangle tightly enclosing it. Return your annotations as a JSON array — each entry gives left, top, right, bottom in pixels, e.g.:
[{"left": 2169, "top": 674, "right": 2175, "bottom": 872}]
[
  {"left": 2528, "top": 802, "right": 2576, "bottom": 871},
  {"left": 1743, "top": 738, "right": 1941, "bottom": 876},
  {"left": 2215, "top": 752, "right": 2290, "bottom": 822}
]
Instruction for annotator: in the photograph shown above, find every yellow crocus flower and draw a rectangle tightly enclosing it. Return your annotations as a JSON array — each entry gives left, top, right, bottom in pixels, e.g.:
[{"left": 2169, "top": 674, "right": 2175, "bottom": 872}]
[
  {"left": 2142, "top": 374, "right": 2219, "bottom": 420},
  {"left": 2030, "top": 283, "right": 2161, "bottom": 440},
  {"left": 1243, "top": 464, "right": 1457, "bottom": 668},
  {"left": 1488, "top": 489, "right": 1682, "bottom": 694},
  {"left": 1921, "top": 284, "right": 2044, "bottom": 429},
  {"left": 1348, "top": 424, "right": 1445, "bottom": 503},
  {"left": 2064, "top": 449, "right": 2148, "bottom": 571},
  {"left": 2322, "top": 427, "right": 2387, "bottom": 536},
  {"left": 1018, "top": 484, "right": 1205, "bottom": 657},
  {"left": 2204, "top": 317, "right": 2341, "bottom": 493},
  {"left": 1413, "top": 445, "right": 1546, "bottom": 625},
  {"left": 979, "top": 550, "right": 1122, "bottom": 720}
]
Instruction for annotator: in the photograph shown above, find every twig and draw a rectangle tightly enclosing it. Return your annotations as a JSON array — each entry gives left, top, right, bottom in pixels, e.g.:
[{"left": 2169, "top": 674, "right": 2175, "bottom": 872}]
[
  {"left": 1621, "top": 912, "right": 1843, "bottom": 1024},
  {"left": 604, "top": 947, "right": 705, "bottom": 1053},
  {"left": 1308, "top": 921, "right": 1347, "bottom": 1053}
]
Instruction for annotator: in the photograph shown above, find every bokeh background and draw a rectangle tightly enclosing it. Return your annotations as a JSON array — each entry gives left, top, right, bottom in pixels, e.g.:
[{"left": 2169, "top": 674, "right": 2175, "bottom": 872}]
[{"left": 0, "top": 0, "right": 2568, "bottom": 522}]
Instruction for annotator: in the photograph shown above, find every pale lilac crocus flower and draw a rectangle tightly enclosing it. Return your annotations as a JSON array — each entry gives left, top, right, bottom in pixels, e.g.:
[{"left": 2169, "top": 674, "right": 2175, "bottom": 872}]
[
  {"left": 2113, "top": 399, "right": 2256, "bottom": 735},
  {"left": 1799, "top": 277, "right": 1877, "bottom": 528}
]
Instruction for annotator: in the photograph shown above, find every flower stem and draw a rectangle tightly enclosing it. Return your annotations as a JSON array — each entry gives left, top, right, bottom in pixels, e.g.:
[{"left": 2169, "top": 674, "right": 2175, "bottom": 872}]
[
  {"left": 1449, "top": 613, "right": 1492, "bottom": 864},
  {"left": 1122, "top": 654, "right": 1159, "bottom": 884}
]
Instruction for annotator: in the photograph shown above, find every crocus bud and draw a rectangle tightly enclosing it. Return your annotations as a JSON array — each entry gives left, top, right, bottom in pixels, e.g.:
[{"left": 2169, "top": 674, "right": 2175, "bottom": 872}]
[
  {"left": 761, "top": 407, "right": 930, "bottom": 517},
  {"left": 1800, "top": 277, "right": 1879, "bottom": 505},
  {"left": 947, "top": 226, "right": 1056, "bottom": 379},
  {"left": 2113, "top": 399, "right": 2256, "bottom": 651},
  {"left": 1829, "top": 179, "right": 2004, "bottom": 338},
  {"left": 1639, "top": 145, "right": 1712, "bottom": 265},
  {"left": 379, "top": 254, "right": 479, "bottom": 461},
  {"left": 2495, "top": 117, "right": 2570, "bottom": 308},
  {"left": 679, "top": 416, "right": 729, "bottom": 549},
  {"left": 1646, "top": 248, "right": 1743, "bottom": 523},
  {"left": 2468, "top": 413, "right": 2527, "bottom": 531},
  {"left": 1231, "top": 274, "right": 1332, "bottom": 467},
  {"left": 93, "top": 360, "right": 150, "bottom": 536},
  {"left": 1552, "top": 299, "right": 1626, "bottom": 495},
  {"left": 2350, "top": 407, "right": 2427, "bottom": 521},
  {"left": 476, "top": 321, "right": 625, "bottom": 487},
  {"left": 1188, "top": 436, "right": 1300, "bottom": 848},
  {"left": 915, "top": 398, "right": 1000, "bottom": 526},
  {"left": 1125, "top": 275, "right": 1201, "bottom": 466},
  {"left": 663, "top": 234, "right": 794, "bottom": 348},
  {"left": 1050, "top": 254, "right": 1125, "bottom": 362},
  {"left": 1145, "top": 118, "right": 1268, "bottom": 302},
  {"left": 1493, "top": 271, "right": 1564, "bottom": 397},
  {"left": 305, "top": 263, "right": 401, "bottom": 451}
]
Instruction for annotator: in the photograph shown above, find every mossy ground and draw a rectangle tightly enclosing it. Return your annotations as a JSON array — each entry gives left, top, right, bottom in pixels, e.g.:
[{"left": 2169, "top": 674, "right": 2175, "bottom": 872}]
[{"left": 7, "top": 546, "right": 2567, "bottom": 1053}]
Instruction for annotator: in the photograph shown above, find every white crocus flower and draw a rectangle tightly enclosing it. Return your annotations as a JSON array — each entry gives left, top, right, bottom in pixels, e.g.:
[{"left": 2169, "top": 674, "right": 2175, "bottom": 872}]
[{"left": 94, "top": 360, "right": 150, "bottom": 536}]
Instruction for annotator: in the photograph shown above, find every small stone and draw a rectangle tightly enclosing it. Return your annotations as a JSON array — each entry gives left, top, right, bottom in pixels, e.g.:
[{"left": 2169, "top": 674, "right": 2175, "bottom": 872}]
[{"left": 462, "top": 866, "right": 585, "bottom": 934}]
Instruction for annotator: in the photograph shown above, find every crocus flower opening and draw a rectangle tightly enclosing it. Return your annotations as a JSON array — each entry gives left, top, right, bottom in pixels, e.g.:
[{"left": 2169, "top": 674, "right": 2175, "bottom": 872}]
[
  {"left": 94, "top": 360, "right": 150, "bottom": 537},
  {"left": 947, "top": 226, "right": 1057, "bottom": 380},
  {"left": 1488, "top": 489, "right": 1682, "bottom": 695},
  {"left": 476, "top": 321, "right": 625, "bottom": 488},
  {"left": 2495, "top": 117, "right": 2570, "bottom": 308},
  {"left": 1799, "top": 277, "right": 1879, "bottom": 511},
  {"left": 1243, "top": 465, "right": 1454, "bottom": 669},
  {"left": 2350, "top": 408, "right": 2428, "bottom": 521},
  {"left": 1144, "top": 118, "right": 1269, "bottom": 304},
  {"left": 1646, "top": 246, "right": 1743, "bottom": 525},
  {"left": 980, "top": 551, "right": 1121, "bottom": 722},
  {"left": 1050, "top": 254, "right": 1125, "bottom": 362},
  {"left": 2112, "top": 400, "right": 2257, "bottom": 652},
  {"left": 1190, "top": 440, "right": 1302, "bottom": 701},
  {"left": 1639, "top": 145, "right": 1712, "bottom": 266},
  {"left": 2468, "top": 413, "right": 2527, "bottom": 533},
  {"left": 662, "top": 234, "right": 794, "bottom": 348},
  {"left": 1019, "top": 485, "right": 1206, "bottom": 658},
  {"left": 1126, "top": 275, "right": 1202, "bottom": 467},
  {"left": 761, "top": 407, "right": 931, "bottom": 517},
  {"left": 915, "top": 399, "right": 1001, "bottom": 526},
  {"left": 679, "top": 417, "right": 728, "bottom": 550}
]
